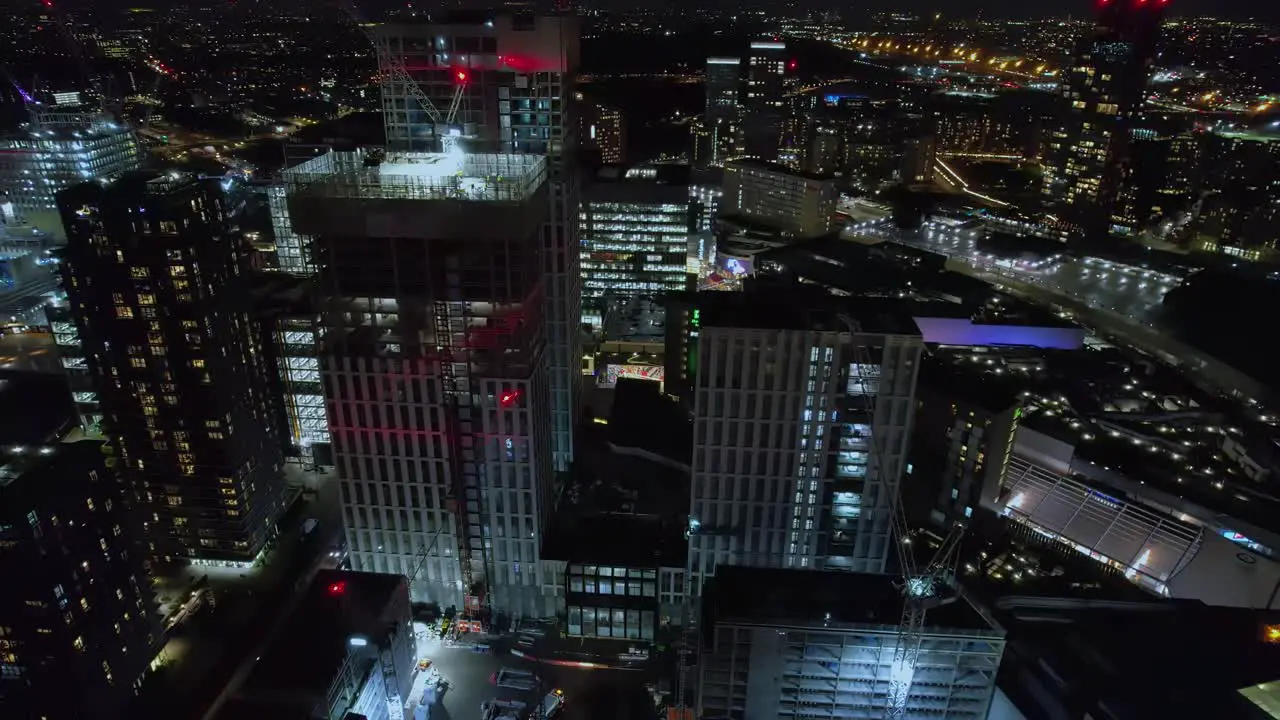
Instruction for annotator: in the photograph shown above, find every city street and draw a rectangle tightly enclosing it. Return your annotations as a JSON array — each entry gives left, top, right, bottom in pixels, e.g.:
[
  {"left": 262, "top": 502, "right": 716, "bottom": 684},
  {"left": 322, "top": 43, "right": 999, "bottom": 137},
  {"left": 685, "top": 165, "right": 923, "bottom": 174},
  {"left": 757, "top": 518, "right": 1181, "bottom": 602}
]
[
  {"left": 413, "top": 627, "right": 656, "bottom": 720},
  {"left": 0, "top": 331, "right": 60, "bottom": 373}
]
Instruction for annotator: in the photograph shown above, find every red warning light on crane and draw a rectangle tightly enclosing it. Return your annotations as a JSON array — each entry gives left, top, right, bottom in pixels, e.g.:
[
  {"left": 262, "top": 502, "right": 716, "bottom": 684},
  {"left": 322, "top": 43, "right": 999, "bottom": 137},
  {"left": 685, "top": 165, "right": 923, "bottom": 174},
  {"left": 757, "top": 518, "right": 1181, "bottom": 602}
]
[
  {"left": 788, "top": 60, "right": 798, "bottom": 71},
  {"left": 328, "top": 581, "right": 347, "bottom": 596},
  {"left": 499, "top": 389, "right": 522, "bottom": 408},
  {"left": 455, "top": 70, "right": 469, "bottom": 84}
]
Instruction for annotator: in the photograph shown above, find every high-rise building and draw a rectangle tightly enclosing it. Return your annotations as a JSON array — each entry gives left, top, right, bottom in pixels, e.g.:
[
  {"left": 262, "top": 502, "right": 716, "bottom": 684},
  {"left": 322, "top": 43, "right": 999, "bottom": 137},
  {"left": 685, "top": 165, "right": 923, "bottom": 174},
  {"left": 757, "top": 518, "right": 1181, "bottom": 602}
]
[
  {"left": 580, "top": 178, "right": 692, "bottom": 307},
  {"left": 248, "top": 278, "right": 330, "bottom": 468},
  {"left": 0, "top": 112, "right": 141, "bottom": 239},
  {"left": 56, "top": 172, "right": 288, "bottom": 568},
  {"left": 722, "top": 159, "right": 836, "bottom": 238},
  {"left": 705, "top": 57, "right": 742, "bottom": 122},
  {"left": 283, "top": 149, "right": 558, "bottom": 617},
  {"left": 802, "top": 121, "right": 842, "bottom": 175},
  {"left": 900, "top": 133, "right": 937, "bottom": 184},
  {"left": 742, "top": 41, "right": 788, "bottom": 162},
  {"left": 1189, "top": 127, "right": 1280, "bottom": 263},
  {"left": 377, "top": 12, "right": 581, "bottom": 471},
  {"left": 684, "top": 292, "right": 924, "bottom": 596},
  {"left": 0, "top": 373, "right": 158, "bottom": 719},
  {"left": 577, "top": 97, "right": 625, "bottom": 165},
  {"left": 910, "top": 361, "right": 1021, "bottom": 529},
  {"left": 693, "top": 58, "right": 743, "bottom": 170},
  {"left": 1041, "top": 0, "right": 1165, "bottom": 244}
]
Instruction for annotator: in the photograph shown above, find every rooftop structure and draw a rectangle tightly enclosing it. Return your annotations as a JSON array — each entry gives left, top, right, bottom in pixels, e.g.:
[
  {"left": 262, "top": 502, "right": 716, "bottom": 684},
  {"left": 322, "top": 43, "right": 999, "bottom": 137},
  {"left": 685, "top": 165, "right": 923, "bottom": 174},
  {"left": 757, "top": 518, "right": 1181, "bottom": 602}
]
[
  {"left": 993, "top": 597, "right": 1280, "bottom": 720},
  {"left": 222, "top": 570, "right": 414, "bottom": 720},
  {"left": 698, "top": 567, "right": 1005, "bottom": 720},
  {"left": 283, "top": 149, "right": 546, "bottom": 204}
]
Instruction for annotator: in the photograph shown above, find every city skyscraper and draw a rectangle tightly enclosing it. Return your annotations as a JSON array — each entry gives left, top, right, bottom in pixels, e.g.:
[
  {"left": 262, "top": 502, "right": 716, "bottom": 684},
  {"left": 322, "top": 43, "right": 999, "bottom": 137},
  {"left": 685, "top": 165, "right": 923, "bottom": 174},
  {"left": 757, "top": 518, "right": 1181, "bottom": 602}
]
[
  {"left": 577, "top": 96, "right": 625, "bottom": 165},
  {"left": 57, "top": 172, "right": 288, "bottom": 568},
  {"left": 580, "top": 179, "right": 692, "bottom": 306},
  {"left": 742, "top": 41, "right": 788, "bottom": 163},
  {"left": 705, "top": 57, "right": 742, "bottom": 122},
  {"left": 699, "top": 56, "right": 743, "bottom": 167},
  {"left": 283, "top": 149, "right": 559, "bottom": 618},
  {"left": 1041, "top": 0, "right": 1165, "bottom": 244},
  {"left": 377, "top": 12, "right": 581, "bottom": 472},
  {"left": 684, "top": 292, "right": 923, "bottom": 597}
]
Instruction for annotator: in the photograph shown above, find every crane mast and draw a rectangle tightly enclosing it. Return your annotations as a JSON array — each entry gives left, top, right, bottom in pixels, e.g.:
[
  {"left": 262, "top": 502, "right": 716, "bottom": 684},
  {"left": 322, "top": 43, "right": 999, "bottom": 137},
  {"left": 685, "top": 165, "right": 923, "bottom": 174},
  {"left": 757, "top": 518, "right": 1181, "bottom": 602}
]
[
  {"left": 333, "top": 0, "right": 443, "bottom": 126},
  {"left": 838, "top": 314, "right": 965, "bottom": 718}
]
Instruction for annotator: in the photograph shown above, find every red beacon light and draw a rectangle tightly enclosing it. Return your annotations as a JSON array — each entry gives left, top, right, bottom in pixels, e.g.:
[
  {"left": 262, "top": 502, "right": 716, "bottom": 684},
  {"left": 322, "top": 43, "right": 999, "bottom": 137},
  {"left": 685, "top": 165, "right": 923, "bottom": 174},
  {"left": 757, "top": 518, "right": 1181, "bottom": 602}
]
[
  {"left": 455, "top": 70, "right": 469, "bottom": 84},
  {"left": 499, "top": 389, "right": 522, "bottom": 408},
  {"left": 328, "top": 581, "right": 347, "bottom": 596}
]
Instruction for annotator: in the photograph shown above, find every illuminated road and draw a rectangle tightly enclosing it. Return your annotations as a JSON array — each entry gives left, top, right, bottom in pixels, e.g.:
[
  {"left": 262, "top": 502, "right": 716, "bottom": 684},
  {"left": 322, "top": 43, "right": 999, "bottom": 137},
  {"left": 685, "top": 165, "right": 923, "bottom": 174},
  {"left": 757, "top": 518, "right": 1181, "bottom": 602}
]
[
  {"left": 842, "top": 219, "right": 1268, "bottom": 399},
  {"left": 844, "top": 219, "right": 1182, "bottom": 327}
]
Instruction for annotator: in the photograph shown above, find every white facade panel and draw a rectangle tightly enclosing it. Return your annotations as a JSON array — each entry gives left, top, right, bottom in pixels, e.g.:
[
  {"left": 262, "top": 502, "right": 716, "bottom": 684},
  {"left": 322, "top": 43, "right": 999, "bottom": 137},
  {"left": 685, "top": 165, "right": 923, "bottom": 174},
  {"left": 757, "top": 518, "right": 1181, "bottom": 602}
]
[{"left": 687, "top": 325, "right": 922, "bottom": 596}]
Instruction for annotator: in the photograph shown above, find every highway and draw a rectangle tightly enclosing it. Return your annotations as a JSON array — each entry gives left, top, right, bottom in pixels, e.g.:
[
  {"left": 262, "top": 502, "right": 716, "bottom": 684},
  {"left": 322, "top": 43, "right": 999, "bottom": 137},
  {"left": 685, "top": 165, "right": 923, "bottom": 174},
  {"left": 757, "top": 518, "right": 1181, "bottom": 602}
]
[
  {"left": 844, "top": 218, "right": 1182, "bottom": 327},
  {"left": 841, "top": 219, "right": 1267, "bottom": 400}
]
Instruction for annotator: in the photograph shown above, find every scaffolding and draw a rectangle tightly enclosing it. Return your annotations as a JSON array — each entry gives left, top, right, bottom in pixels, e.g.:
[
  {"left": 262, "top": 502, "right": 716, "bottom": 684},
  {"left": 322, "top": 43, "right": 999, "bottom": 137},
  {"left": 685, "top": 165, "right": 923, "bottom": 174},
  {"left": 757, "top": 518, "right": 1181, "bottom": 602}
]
[{"left": 282, "top": 151, "right": 547, "bottom": 203}]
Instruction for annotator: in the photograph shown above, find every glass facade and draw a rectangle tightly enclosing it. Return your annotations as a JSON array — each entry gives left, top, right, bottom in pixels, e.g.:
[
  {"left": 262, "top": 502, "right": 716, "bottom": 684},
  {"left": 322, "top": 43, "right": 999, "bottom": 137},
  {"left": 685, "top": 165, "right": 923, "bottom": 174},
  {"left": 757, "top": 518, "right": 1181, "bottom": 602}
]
[
  {"left": 580, "top": 201, "right": 690, "bottom": 302},
  {"left": 275, "top": 317, "right": 329, "bottom": 461},
  {"left": 0, "top": 119, "right": 141, "bottom": 238},
  {"left": 565, "top": 564, "right": 658, "bottom": 640}
]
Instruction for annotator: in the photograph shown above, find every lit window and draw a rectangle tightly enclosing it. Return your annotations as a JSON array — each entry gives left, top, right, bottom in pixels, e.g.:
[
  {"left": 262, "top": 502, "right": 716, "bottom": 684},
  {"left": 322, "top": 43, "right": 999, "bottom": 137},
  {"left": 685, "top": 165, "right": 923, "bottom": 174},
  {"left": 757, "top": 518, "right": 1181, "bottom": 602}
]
[
  {"left": 115, "top": 306, "right": 134, "bottom": 319},
  {"left": 130, "top": 268, "right": 149, "bottom": 279},
  {"left": 137, "top": 294, "right": 156, "bottom": 306}
]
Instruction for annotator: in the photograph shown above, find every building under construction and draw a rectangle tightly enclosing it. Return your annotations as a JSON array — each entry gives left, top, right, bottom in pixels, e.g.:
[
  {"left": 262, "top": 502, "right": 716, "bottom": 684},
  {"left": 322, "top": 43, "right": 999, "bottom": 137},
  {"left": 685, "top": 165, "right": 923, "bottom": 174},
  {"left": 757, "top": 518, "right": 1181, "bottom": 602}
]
[
  {"left": 284, "top": 149, "right": 558, "bottom": 619},
  {"left": 374, "top": 11, "right": 583, "bottom": 474},
  {"left": 696, "top": 566, "right": 1006, "bottom": 720}
]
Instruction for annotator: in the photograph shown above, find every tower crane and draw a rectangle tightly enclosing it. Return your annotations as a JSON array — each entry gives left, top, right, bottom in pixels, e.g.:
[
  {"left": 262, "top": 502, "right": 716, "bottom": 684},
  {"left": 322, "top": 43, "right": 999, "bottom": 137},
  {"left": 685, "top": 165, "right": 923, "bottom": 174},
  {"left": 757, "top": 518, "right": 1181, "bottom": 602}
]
[
  {"left": 406, "top": 522, "right": 451, "bottom": 596},
  {"left": 837, "top": 313, "right": 966, "bottom": 719},
  {"left": 672, "top": 317, "right": 967, "bottom": 720},
  {"left": 333, "top": 0, "right": 442, "bottom": 126}
]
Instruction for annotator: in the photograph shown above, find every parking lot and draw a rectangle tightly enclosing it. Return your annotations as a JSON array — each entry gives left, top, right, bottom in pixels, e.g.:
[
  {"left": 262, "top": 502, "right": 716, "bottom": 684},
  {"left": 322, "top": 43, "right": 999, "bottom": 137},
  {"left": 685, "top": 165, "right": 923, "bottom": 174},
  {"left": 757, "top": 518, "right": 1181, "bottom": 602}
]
[
  {"left": 604, "top": 296, "right": 665, "bottom": 342},
  {"left": 411, "top": 624, "right": 657, "bottom": 720}
]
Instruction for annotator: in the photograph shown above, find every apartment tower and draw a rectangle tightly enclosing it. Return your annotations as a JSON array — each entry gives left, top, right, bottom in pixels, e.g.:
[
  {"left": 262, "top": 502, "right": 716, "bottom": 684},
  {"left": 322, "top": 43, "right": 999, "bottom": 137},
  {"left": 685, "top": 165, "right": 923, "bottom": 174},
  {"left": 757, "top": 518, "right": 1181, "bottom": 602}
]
[
  {"left": 1041, "top": 0, "right": 1165, "bottom": 244},
  {"left": 56, "top": 172, "right": 288, "bottom": 567},
  {"left": 685, "top": 293, "right": 923, "bottom": 596}
]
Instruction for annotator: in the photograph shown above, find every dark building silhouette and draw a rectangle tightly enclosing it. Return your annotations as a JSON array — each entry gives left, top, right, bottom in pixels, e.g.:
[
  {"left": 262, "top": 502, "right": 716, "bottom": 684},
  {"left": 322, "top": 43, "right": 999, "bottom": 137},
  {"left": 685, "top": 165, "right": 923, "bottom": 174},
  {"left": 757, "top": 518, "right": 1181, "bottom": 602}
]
[
  {"left": 0, "top": 373, "right": 158, "bottom": 719},
  {"left": 1042, "top": 0, "right": 1166, "bottom": 245},
  {"left": 56, "top": 172, "right": 288, "bottom": 568}
]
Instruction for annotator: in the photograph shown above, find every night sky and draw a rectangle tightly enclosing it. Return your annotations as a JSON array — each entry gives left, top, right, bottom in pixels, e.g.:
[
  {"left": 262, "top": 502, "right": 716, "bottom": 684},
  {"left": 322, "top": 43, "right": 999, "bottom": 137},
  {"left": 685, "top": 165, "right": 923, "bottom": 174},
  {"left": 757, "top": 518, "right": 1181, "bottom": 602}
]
[{"left": 61, "top": 0, "right": 1280, "bottom": 20}]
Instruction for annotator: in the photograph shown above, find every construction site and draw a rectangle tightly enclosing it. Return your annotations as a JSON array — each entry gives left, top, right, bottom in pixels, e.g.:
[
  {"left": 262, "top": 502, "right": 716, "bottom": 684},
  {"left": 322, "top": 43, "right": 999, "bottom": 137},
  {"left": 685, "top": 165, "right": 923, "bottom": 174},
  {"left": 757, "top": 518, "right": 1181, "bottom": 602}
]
[{"left": 283, "top": 143, "right": 558, "bottom": 624}]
